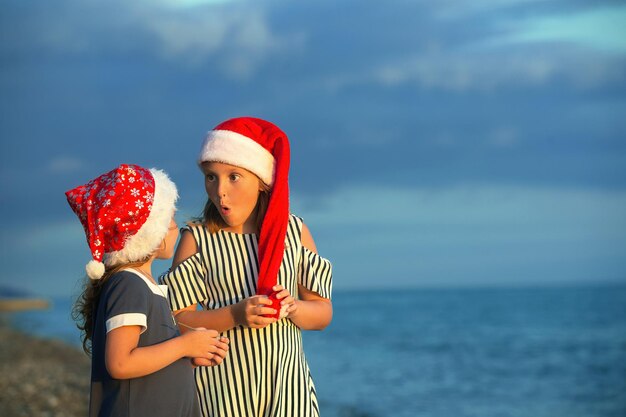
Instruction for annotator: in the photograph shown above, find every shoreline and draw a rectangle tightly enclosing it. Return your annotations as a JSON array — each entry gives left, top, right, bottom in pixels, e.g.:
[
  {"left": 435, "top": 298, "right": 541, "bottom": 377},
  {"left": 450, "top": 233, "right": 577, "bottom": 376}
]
[
  {"left": 0, "top": 320, "right": 90, "bottom": 417},
  {"left": 0, "top": 298, "right": 50, "bottom": 312}
]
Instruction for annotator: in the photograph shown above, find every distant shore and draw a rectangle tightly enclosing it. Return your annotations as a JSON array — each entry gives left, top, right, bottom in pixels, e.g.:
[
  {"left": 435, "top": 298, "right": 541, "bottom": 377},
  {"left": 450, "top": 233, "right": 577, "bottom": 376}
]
[
  {"left": 0, "top": 319, "right": 90, "bottom": 417},
  {"left": 0, "top": 298, "right": 50, "bottom": 312}
]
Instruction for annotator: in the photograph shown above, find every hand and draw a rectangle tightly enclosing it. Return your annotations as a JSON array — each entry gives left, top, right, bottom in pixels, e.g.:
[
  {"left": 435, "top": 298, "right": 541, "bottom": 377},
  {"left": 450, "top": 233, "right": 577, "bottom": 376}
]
[
  {"left": 190, "top": 336, "right": 229, "bottom": 367},
  {"left": 208, "top": 336, "right": 229, "bottom": 366},
  {"left": 231, "top": 296, "right": 278, "bottom": 328},
  {"left": 191, "top": 357, "right": 212, "bottom": 368},
  {"left": 272, "top": 285, "right": 297, "bottom": 319},
  {"left": 182, "top": 328, "right": 229, "bottom": 363}
]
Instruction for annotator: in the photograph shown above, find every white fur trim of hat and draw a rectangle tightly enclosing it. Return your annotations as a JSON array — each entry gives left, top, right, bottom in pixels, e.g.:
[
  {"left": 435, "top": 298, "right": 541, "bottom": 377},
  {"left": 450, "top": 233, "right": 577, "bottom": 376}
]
[
  {"left": 103, "top": 168, "right": 178, "bottom": 267},
  {"left": 198, "top": 129, "right": 275, "bottom": 186}
]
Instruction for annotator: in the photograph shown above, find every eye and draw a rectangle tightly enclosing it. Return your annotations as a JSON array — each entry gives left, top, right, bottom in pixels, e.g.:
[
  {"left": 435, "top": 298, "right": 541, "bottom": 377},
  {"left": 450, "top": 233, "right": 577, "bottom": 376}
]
[
  {"left": 205, "top": 173, "right": 216, "bottom": 182},
  {"left": 229, "top": 173, "right": 241, "bottom": 182}
]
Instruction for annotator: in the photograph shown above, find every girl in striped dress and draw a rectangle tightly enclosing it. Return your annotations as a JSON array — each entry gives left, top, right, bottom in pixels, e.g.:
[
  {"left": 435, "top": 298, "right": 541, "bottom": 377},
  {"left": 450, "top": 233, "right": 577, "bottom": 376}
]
[{"left": 162, "top": 117, "right": 333, "bottom": 417}]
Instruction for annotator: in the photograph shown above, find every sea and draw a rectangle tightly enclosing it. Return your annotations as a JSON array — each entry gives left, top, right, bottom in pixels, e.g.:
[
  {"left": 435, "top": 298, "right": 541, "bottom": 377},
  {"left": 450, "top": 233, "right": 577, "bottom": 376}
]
[{"left": 5, "top": 284, "right": 626, "bottom": 417}]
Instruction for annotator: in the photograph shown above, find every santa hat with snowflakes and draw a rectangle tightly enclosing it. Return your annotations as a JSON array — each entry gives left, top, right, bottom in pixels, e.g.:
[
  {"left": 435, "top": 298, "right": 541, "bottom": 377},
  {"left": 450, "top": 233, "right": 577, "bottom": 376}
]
[
  {"left": 199, "top": 117, "right": 290, "bottom": 312},
  {"left": 65, "top": 164, "right": 178, "bottom": 280}
]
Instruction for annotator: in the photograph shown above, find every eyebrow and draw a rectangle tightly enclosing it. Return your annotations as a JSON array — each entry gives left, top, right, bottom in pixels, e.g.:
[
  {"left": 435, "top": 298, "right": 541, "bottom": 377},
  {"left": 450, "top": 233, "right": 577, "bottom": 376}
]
[{"left": 203, "top": 167, "right": 247, "bottom": 176}]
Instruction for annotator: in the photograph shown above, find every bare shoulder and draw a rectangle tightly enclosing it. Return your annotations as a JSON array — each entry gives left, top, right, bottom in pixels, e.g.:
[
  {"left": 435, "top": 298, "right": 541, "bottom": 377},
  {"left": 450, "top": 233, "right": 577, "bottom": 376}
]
[
  {"left": 300, "top": 221, "right": 318, "bottom": 253},
  {"left": 172, "top": 229, "right": 199, "bottom": 268}
]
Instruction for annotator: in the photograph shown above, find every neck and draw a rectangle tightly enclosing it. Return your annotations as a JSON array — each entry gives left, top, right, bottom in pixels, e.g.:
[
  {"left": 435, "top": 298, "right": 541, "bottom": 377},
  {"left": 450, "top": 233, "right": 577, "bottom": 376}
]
[{"left": 134, "top": 258, "right": 156, "bottom": 283}]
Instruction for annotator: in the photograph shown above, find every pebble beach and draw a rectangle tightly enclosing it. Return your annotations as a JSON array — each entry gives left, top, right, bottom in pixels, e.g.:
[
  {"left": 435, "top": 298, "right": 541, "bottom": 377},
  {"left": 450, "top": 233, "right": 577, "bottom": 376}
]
[{"left": 0, "top": 323, "right": 90, "bottom": 417}]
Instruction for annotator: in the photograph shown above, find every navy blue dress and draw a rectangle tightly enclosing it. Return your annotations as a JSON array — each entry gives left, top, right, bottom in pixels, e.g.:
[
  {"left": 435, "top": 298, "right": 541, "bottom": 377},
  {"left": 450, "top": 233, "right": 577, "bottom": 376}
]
[{"left": 89, "top": 269, "right": 201, "bottom": 417}]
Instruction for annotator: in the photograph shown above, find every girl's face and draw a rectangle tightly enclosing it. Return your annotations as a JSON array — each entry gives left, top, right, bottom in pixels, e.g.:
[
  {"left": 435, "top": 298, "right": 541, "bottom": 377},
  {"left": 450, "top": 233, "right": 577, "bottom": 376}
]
[
  {"left": 156, "top": 217, "right": 179, "bottom": 260},
  {"left": 202, "top": 161, "right": 264, "bottom": 234}
]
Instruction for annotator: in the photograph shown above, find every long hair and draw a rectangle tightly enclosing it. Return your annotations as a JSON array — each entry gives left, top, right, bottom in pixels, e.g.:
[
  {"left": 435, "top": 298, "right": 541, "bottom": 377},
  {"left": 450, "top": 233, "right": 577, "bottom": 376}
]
[
  {"left": 194, "top": 180, "right": 271, "bottom": 234},
  {"left": 72, "top": 258, "right": 150, "bottom": 355}
]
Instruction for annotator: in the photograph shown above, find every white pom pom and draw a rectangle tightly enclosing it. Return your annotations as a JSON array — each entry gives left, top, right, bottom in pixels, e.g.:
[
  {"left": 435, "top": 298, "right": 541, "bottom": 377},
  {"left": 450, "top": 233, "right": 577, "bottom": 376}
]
[{"left": 86, "top": 260, "right": 105, "bottom": 280}]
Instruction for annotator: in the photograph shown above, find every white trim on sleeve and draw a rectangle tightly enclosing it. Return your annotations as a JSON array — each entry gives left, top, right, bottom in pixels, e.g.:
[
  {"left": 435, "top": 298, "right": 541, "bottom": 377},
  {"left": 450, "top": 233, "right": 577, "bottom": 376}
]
[{"left": 106, "top": 313, "right": 148, "bottom": 334}]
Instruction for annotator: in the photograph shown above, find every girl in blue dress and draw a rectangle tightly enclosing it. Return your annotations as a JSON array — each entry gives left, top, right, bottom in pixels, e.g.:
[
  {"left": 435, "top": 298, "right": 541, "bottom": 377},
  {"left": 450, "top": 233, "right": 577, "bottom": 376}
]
[{"left": 67, "top": 164, "right": 229, "bottom": 417}]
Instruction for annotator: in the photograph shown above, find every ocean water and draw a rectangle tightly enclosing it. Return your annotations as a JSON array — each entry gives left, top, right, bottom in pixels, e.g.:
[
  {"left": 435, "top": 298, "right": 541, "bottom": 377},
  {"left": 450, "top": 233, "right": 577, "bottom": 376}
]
[{"left": 6, "top": 285, "right": 626, "bottom": 417}]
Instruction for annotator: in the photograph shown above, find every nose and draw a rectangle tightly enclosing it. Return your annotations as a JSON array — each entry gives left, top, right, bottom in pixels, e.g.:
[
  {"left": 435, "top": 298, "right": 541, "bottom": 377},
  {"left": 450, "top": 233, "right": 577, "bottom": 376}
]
[{"left": 215, "top": 180, "right": 227, "bottom": 199}]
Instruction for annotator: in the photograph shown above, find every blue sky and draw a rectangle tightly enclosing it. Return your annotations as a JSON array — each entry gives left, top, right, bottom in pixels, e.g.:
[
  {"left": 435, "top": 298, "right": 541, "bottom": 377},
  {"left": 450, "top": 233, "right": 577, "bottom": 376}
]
[{"left": 1, "top": 0, "right": 625, "bottom": 297}]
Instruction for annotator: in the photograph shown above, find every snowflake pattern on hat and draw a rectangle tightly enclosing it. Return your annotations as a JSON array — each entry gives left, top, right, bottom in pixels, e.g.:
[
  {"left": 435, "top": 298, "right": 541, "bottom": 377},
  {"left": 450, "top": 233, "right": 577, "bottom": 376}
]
[{"left": 66, "top": 164, "right": 156, "bottom": 265}]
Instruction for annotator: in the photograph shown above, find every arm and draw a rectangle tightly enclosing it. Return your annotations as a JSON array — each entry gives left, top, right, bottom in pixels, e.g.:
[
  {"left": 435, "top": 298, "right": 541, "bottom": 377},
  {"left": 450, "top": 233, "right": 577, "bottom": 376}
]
[
  {"left": 277, "top": 222, "right": 333, "bottom": 330},
  {"left": 290, "top": 285, "right": 333, "bottom": 330},
  {"left": 171, "top": 231, "right": 277, "bottom": 333},
  {"left": 105, "top": 325, "right": 228, "bottom": 380}
]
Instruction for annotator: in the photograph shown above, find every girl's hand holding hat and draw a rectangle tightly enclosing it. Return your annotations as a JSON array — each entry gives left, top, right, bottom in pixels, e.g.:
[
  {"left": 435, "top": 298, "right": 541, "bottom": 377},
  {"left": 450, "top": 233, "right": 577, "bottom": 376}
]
[
  {"left": 272, "top": 284, "right": 297, "bottom": 319},
  {"left": 231, "top": 296, "right": 278, "bottom": 329}
]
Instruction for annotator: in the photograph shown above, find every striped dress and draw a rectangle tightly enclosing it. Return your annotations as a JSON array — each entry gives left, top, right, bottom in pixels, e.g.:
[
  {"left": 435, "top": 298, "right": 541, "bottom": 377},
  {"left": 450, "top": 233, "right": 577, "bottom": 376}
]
[{"left": 162, "top": 214, "right": 333, "bottom": 417}]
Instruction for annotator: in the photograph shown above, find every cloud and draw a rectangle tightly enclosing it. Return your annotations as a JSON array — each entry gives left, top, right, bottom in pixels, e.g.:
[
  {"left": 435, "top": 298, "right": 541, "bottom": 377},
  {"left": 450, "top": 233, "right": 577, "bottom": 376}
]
[
  {"left": 13, "top": 220, "right": 85, "bottom": 251},
  {"left": 300, "top": 2, "right": 626, "bottom": 92},
  {"left": 430, "top": 0, "right": 545, "bottom": 18},
  {"left": 134, "top": 5, "right": 303, "bottom": 77},
  {"left": 0, "top": 0, "right": 303, "bottom": 79},
  {"left": 1, "top": 0, "right": 624, "bottom": 194},
  {"left": 498, "top": 5, "right": 626, "bottom": 54},
  {"left": 3, "top": 0, "right": 624, "bottom": 90},
  {"left": 296, "top": 183, "right": 626, "bottom": 229},
  {"left": 337, "top": 34, "right": 625, "bottom": 92},
  {"left": 46, "top": 156, "right": 84, "bottom": 174},
  {"left": 7, "top": 183, "right": 624, "bottom": 295},
  {"left": 157, "top": 0, "right": 232, "bottom": 7},
  {"left": 1, "top": 0, "right": 625, "bottom": 296},
  {"left": 486, "top": 127, "right": 519, "bottom": 148},
  {"left": 293, "top": 184, "right": 626, "bottom": 288}
]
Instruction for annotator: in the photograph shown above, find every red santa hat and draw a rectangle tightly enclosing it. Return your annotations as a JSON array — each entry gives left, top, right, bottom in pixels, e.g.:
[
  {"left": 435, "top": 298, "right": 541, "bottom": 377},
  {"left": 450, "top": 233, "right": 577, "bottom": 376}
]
[
  {"left": 199, "top": 117, "right": 290, "bottom": 307},
  {"left": 65, "top": 164, "right": 178, "bottom": 280}
]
